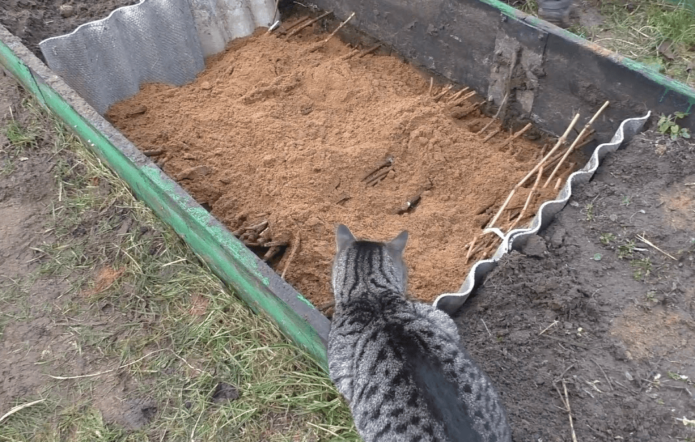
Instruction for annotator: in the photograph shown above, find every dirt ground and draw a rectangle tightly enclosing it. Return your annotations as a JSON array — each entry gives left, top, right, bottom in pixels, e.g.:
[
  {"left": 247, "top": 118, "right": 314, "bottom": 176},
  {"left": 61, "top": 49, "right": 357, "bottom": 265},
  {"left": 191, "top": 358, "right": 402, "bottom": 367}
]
[
  {"left": 456, "top": 129, "right": 695, "bottom": 441},
  {"left": 106, "top": 27, "right": 572, "bottom": 307},
  {"left": 0, "top": 0, "right": 138, "bottom": 62}
]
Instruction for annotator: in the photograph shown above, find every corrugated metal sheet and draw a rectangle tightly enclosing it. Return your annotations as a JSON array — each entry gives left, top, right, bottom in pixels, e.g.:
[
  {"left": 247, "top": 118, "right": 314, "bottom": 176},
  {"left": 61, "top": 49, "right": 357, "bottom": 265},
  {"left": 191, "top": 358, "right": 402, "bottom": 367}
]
[{"left": 39, "top": 0, "right": 276, "bottom": 115}]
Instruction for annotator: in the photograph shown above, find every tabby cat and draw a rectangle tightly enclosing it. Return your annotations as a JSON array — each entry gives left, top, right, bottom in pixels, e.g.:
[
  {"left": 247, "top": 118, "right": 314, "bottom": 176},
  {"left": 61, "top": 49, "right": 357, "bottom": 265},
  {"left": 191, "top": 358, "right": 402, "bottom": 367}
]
[{"left": 327, "top": 225, "right": 512, "bottom": 442}]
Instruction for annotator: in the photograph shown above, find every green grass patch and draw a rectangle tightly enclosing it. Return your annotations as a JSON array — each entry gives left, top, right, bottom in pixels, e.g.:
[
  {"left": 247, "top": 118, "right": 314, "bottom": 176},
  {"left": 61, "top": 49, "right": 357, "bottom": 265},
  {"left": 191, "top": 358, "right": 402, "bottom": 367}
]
[{"left": 591, "top": 0, "right": 695, "bottom": 87}]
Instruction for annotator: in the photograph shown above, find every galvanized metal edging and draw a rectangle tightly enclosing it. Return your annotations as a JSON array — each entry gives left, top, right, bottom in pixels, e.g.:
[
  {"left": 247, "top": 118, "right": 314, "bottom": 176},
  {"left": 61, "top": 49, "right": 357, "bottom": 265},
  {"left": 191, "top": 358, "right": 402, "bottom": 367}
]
[
  {"left": 433, "top": 111, "right": 650, "bottom": 313},
  {"left": 0, "top": 24, "right": 332, "bottom": 371}
]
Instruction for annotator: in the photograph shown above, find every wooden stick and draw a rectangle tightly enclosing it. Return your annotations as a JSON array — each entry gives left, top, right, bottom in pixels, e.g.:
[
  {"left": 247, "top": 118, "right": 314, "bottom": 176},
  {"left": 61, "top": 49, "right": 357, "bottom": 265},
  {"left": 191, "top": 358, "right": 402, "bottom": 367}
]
[
  {"left": 450, "top": 90, "right": 477, "bottom": 107},
  {"left": 281, "top": 232, "right": 301, "bottom": 280},
  {"left": 486, "top": 113, "right": 581, "bottom": 229},
  {"left": 340, "top": 48, "right": 360, "bottom": 60},
  {"left": 507, "top": 165, "right": 543, "bottom": 232},
  {"left": 428, "top": 77, "right": 433, "bottom": 96},
  {"left": 544, "top": 101, "right": 609, "bottom": 187},
  {"left": 563, "top": 381, "right": 579, "bottom": 442},
  {"left": 499, "top": 123, "right": 533, "bottom": 149},
  {"left": 451, "top": 101, "right": 482, "bottom": 119},
  {"left": 636, "top": 234, "right": 677, "bottom": 260},
  {"left": 358, "top": 44, "right": 381, "bottom": 58},
  {"left": 286, "top": 11, "right": 333, "bottom": 38},
  {"left": 554, "top": 176, "right": 563, "bottom": 190},
  {"left": 322, "top": 12, "right": 355, "bottom": 44},
  {"left": 283, "top": 16, "right": 311, "bottom": 33},
  {"left": 483, "top": 128, "right": 501, "bottom": 143},
  {"left": 433, "top": 85, "right": 453, "bottom": 102},
  {"left": 476, "top": 93, "right": 508, "bottom": 135},
  {"left": 465, "top": 235, "right": 479, "bottom": 263},
  {"left": 447, "top": 87, "right": 470, "bottom": 103}
]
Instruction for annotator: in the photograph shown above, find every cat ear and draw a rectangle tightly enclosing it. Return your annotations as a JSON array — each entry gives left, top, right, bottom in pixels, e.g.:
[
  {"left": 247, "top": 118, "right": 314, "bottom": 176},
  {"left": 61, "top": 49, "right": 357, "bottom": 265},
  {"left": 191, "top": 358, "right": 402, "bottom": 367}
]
[
  {"left": 387, "top": 230, "right": 408, "bottom": 256},
  {"left": 336, "top": 224, "right": 356, "bottom": 252}
]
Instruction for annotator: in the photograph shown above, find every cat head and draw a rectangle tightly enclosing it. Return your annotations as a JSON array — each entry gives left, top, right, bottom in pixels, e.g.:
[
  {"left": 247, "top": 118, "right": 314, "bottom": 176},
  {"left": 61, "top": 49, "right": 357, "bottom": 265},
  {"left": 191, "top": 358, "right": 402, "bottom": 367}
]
[{"left": 331, "top": 224, "right": 409, "bottom": 301}]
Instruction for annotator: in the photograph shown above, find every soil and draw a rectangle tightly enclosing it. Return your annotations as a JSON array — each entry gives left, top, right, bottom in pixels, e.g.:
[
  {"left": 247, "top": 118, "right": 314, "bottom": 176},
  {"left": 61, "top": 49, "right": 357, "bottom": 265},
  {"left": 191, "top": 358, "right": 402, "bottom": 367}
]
[
  {"left": 106, "top": 28, "right": 572, "bottom": 307},
  {"left": 456, "top": 129, "right": 695, "bottom": 441},
  {"left": 0, "top": 0, "right": 138, "bottom": 62}
]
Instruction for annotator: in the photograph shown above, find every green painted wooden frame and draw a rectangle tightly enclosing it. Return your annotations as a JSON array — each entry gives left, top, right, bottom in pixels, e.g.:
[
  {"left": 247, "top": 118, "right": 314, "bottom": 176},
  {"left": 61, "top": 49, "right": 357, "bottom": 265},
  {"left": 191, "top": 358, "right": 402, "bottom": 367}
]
[{"left": 0, "top": 24, "right": 332, "bottom": 371}]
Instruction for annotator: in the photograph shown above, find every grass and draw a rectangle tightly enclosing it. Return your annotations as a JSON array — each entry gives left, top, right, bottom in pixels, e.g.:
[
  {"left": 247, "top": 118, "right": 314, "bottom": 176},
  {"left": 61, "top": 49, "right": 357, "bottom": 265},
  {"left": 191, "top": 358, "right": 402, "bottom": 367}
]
[
  {"left": 589, "top": 0, "right": 695, "bottom": 87},
  {"left": 0, "top": 98, "right": 357, "bottom": 440},
  {"left": 632, "top": 257, "right": 653, "bottom": 280},
  {"left": 618, "top": 239, "right": 636, "bottom": 259},
  {"left": 600, "top": 232, "right": 616, "bottom": 245},
  {"left": 0, "top": 99, "right": 41, "bottom": 175},
  {"left": 504, "top": 0, "right": 695, "bottom": 88}
]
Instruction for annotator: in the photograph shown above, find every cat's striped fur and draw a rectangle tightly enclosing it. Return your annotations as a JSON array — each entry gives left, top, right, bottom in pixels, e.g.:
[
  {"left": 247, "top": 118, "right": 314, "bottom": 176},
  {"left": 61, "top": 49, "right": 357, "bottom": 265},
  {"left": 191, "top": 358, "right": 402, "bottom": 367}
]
[{"left": 328, "top": 225, "right": 511, "bottom": 442}]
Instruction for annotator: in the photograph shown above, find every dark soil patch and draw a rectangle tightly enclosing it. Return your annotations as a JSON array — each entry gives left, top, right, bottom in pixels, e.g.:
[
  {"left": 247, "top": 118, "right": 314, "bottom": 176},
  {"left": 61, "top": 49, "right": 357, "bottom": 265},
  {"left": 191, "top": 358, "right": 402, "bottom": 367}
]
[
  {"left": 456, "top": 129, "right": 695, "bottom": 441},
  {"left": 0, "top": 0, "right": 138, "bottom": 62}
]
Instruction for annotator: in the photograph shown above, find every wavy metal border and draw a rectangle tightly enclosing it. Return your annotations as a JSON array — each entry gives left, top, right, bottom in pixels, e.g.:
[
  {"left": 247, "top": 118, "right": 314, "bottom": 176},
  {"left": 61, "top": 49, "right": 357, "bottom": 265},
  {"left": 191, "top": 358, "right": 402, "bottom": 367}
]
[{"left": 434, "top": 111, "right": 651, "bottom": 314}]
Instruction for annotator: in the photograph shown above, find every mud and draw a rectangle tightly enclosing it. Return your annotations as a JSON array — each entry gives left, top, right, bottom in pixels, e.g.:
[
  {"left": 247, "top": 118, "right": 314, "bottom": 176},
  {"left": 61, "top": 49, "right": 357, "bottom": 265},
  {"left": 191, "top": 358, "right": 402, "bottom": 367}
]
[
  {"left": 106, "top": 28, "right": 573, "bottom": 306},
  {"left": 0, "top": 0, "right": 138, "bottom": 62},
  {"left": 457, "top": 129, "right": 695, "bottom": 441}
]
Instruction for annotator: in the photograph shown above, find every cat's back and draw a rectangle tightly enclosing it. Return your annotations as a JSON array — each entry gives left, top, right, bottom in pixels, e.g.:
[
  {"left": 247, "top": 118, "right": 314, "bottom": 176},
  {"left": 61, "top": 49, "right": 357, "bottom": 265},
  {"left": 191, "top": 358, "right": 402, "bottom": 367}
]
[{"left": 344, "top": 300, "right": 511, "bottom": 442}]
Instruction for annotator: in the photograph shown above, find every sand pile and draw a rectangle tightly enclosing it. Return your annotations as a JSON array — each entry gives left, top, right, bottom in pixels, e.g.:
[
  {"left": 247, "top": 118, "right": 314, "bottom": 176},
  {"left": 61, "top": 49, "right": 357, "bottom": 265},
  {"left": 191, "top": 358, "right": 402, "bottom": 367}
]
[{"left": 107, "top": 27, "right": 567, "bottom": 306}]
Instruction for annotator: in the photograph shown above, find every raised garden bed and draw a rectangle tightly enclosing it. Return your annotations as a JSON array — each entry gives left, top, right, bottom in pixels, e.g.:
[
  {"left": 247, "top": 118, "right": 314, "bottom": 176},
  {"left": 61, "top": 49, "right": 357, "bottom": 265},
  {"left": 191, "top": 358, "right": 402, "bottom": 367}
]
[{"left": 1, "top": 0, "right": 693, "bottom": 369}]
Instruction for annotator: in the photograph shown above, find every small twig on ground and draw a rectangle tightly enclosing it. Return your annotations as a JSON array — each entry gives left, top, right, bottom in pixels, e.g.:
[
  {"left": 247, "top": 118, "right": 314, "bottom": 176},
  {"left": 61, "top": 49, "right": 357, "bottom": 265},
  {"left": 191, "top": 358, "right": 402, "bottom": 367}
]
[
  {"left": 486, "top": 113, "right": 581, "bottom": 229},
  {"left": 396, "top": 180, "right": 433, "bottom": 214},
  {"left": 507, "top": 165, "right": 543, "bottom": 232},
  {"left": 481, "top": 319, "right": 492, "bottom": 337},
  {"left": 281, "top": 232, "right": 300, "bottom": 280},
  {"left": 563, "top": 380, "right": 579, "bottom": 442},
  {"left": 428, "top": 77, "right": 434, "bottom": 96},
  {"left": 593, "top": 360, "right": 614, "bottom": 391},
  {"left": 447, "top": 87, "right": 470, "bottom": 103},
  {"left": 286, "top": 11, "right": 333, "bottom": 38},
  {"left": 483, "top": 128, "right": 502, "bottom": 143},
  {"left": 142, "top": 148, "right": 164, "bottom": 157},
  {"left": 362, "top": 155, "right": 394, "bottom": 183},
  {"left": 366, "top": 168, "right": 391, "bottom": 186},
  {"left": 358, "top": 44, "right": 381, "bottom": 58},
  {"left": 433, "top": 85, "right": 453, "bottom": 102},
  {"left": 450, "top": 101, "right": 482, "bottom": 119},
  {"left": 282, "top": 15, "right": 310, "bottom": 34},
  {"left": 499, "top": 123, "right": 533, "bottom": 149},
  {"left": 476, "top": 93, "right": 508, "bottom": 135},
  {"left": 49, "top": 349, "right": 165, "bottom": 380},
  {"left": 636, "top": 234, "right": 677, "bottom": 260},
  {"left": 340, "top": 48, "right": 360, "bottom": 60},
  {"left": 539, "top": 319, "right": 559, "bottom": 335},
  {"left": 465, "top": 235, "right": 480, "bottom": 264},
  {"left": 544, "top": 101, "right": 609, "bottom": 187},
  {"left": 0, "top": 399, "right": 46, "bottom": 423},
  {"left": 554, "top": 176, "right": 563, "bottom": 190},
  {"left": 321, "top": 12, "right": 355, "bottom": 45},
  {"left": 450, "top": 91, "right": 477, "bottom": 108},
  {"left": 0, "top": 399, "right": 46, "bottom": 424}
]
